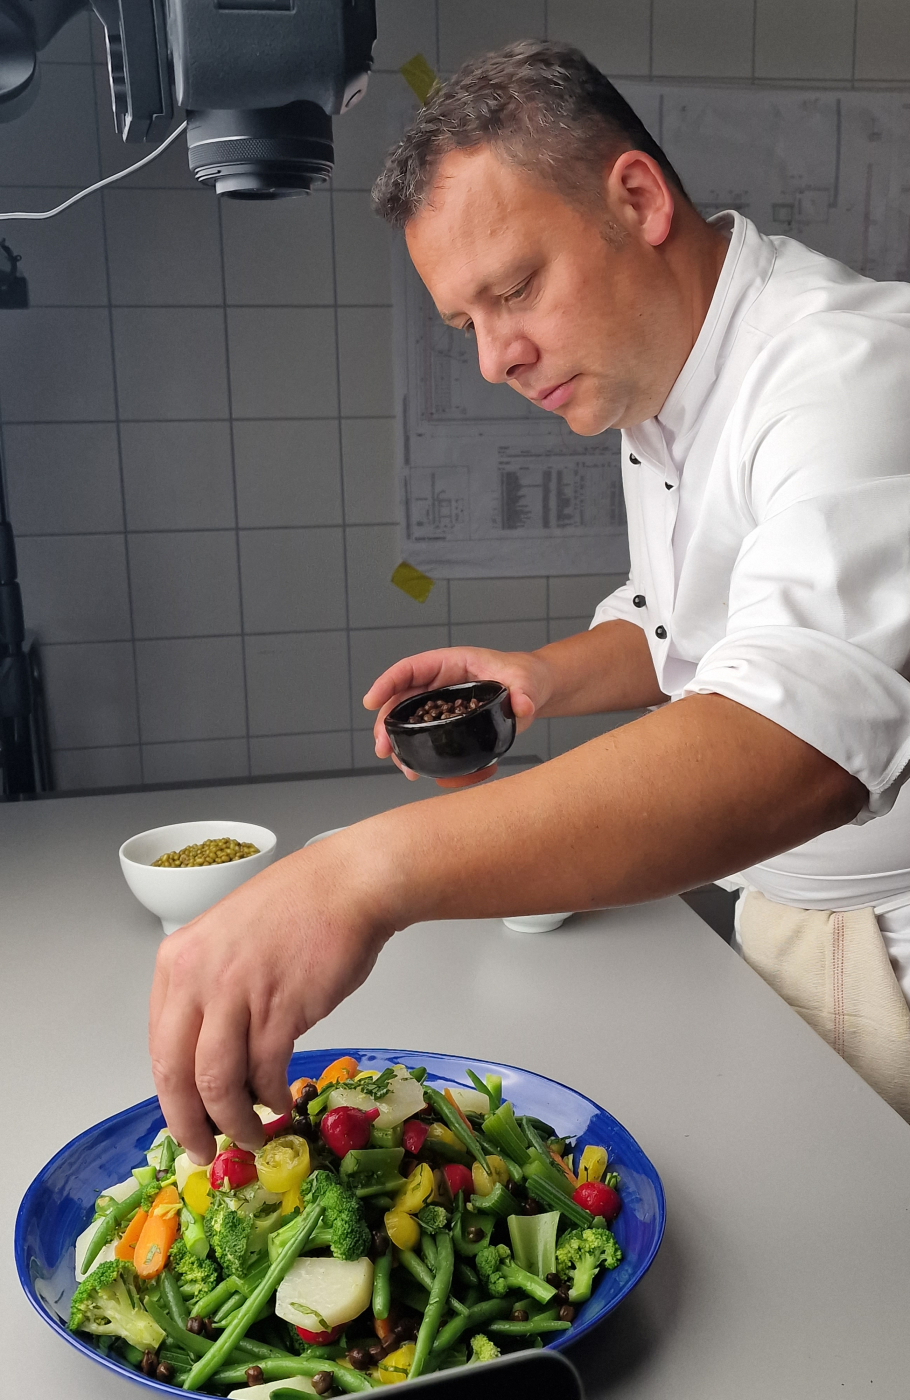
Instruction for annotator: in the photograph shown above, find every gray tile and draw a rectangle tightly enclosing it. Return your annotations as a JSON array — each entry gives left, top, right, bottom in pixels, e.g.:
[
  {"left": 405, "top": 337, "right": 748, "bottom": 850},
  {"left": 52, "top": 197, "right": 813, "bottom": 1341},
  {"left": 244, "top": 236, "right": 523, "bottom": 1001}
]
[
  {"left": 95, "top": 73, "right": 196, "bottom": 189},
  {"left": 0, "top": 309, "right": 115, "bottom": 421},
  {"left": 438, "top": 0, "right": 546, "bottom": 71},
  {"left": 113, "top": 308, "right": 229, "bottom": 419},
  {"left": 505, "top": 722, "right": 550, "bottom": 763},
  {"left": 4, "top": 423, "right": 123, "bottom": 534},
  {"left": 547, "top": 615, "right": 591, "bottom": 645},
  {"left": 333, "top": 72, "right": 419, "bottom": 192},
  {"left": 549, "top": 710, "right": 643, "bottom": 756},
  {"left": 121, "top": 422, "right": 236, "bottom": 531},
  {"left": 142, "top": 738, "right": 249, "bottom": 785},
  {"left": 546, "top": 0, "right": 651, "bottom": 76},
  {"left": 128, "top": 532, "right": 242, "bottom": 639},
  {"left": 337, "top": 307, "right": 394, "bottom": 417},
  {"left": 43, "top": 11, "right": 93, "bottom": 62},
  {"left": 346, "top": 523, "right": 448, "bottom": 628},
  {"left": 234, "top": 420, "right": 342, "bottom": 528},
  {"left": 41, "top": 641, "right": 139, "bottom": 748},
  {"left": 549, "top": 572, "right": 626, "bottom": 617},
  {"left": 227, "top": 308, "right": 338, "bottom": 418},
  {"left": 349, "top": 623, "right": 449, "bottom": 727},
  {"left": 245, "top": 631, "right": 351, "bottom": 735},
  {"left": 651, "top": 0, "right": 754, "bottom": 77},
  {"left": 250, "top": 731, "right": 351, "bottom": 776},
  {"left": 754, "top": 0, "right": 856, "bottom": 79},
  {"left": 450, "top": 620, "right": 548, "bottom": 652},
  {"left": 352, "top": 727, "right": 399, "bottom": 769},
  {"left": 239, "top": 527, "right": 347, "bottom": 633},
  {"left": 221, "top": 194, "right": 334, "bottom": 305},
  {"left": 855, "top": 0, "right": 910, "bottom": 80},
  {"left": 104, "top": 189, "right": 223, "bottom": 305},
  {"left": 0, "top": 64, "right": 99, "bottom": 186},
  {"left": 53, "top": 745, "right": 142, "bottom": 792},
  {"left": 0, "top": 189, "right": 107, "bottom": 305},
  {"left": 373, "top": 0, "right": 438, "bottom": 70},
  {"left": 333, "top": 192, "right": 394, "bottom": 305},
  {"left": 450, "top": 578, "right": 546, "bottom": 625},
  {"left": 341, "top": 418, "right": 399, "bottom": 525},
  {"left": 135, "top": 636, "right": 247, "bottom": 742},
  {"left": 17, "top": 534, "right": 131, "bottom": 642}
]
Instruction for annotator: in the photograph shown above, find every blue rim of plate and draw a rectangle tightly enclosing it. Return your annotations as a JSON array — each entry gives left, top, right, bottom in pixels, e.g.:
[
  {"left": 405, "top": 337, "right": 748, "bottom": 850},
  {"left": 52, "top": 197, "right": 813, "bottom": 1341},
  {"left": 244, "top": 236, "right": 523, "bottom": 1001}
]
[{"left": 16, "top": 1047, "right": 665, "bottom": 1393}]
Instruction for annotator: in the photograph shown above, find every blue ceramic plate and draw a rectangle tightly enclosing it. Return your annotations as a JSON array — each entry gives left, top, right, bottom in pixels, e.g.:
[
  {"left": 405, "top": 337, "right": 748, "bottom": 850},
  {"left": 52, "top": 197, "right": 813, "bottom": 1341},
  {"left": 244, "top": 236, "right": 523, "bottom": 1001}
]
[{"left": 16, "top": 1048, "right": 665, "bottom": 1393}]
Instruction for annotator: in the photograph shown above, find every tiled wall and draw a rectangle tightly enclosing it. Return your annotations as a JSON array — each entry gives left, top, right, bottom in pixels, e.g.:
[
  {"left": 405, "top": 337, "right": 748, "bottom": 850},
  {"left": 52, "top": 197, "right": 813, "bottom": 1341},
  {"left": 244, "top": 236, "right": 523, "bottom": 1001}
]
[{"left": 3, "top": 1, "right": 909, "bottom": 793}]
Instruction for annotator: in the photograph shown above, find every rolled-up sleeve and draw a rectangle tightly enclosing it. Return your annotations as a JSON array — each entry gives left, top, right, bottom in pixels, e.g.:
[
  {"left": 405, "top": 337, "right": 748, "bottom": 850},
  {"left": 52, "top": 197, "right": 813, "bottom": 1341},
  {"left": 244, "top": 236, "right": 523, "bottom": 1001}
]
[{"left": 590, "top": 579, "right": 643, "bottom": 630}]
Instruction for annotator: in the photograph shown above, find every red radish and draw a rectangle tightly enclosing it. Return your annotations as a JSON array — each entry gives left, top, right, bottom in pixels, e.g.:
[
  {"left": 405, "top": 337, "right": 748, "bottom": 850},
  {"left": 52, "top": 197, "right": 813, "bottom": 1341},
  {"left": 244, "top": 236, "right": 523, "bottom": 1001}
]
[
  {"left": 402, "top": 1119, "right": 429, "bottom": 1155},
  {"left": 295, "top": 1323, "right": 344, "bottom": 1345},
  {"left": 443, "top": 1163, "right": 473, "bottom": 1198},
  {"left": 209, "top": 1147, "right": 258, "bottom": 1191},
  {"left": 260, "top": 1110, "right": 292, "bottom": 1139},
  {"left": 572, "top": 1180, "right": 621, "bottom": 1222},
  {"left": 319, "top": 1105, "right": 379, "bottom": 1157}
]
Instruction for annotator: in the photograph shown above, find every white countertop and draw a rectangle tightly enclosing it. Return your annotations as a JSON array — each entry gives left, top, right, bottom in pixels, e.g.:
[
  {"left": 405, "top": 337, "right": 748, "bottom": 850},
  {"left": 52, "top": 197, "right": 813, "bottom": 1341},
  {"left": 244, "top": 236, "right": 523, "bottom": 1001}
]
[{"left": 4, "top": 772, "right": 910, "bottom": 1398}]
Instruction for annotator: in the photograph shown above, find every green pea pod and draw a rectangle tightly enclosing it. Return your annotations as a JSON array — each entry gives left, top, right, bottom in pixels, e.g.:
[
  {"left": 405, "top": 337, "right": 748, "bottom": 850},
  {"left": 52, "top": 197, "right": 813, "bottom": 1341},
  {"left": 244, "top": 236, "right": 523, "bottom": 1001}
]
[{"left": 371, "top": 1248, "right": 392, "bottom": 1321}]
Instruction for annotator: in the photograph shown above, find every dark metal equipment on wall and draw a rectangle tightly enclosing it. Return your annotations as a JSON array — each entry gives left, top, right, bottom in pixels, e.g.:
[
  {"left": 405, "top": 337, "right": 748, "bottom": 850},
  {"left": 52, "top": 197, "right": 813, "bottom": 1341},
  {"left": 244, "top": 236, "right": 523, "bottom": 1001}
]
[{"left": 0, "top": 453, "right": 52, "bottom": 800}]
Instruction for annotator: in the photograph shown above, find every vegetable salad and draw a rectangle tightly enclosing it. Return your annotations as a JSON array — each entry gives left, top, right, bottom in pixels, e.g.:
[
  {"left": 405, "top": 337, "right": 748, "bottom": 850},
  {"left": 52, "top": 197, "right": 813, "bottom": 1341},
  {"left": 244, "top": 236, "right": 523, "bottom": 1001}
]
[{"left": 69, "top": 1057, "right": 623, "bottom": 1394}]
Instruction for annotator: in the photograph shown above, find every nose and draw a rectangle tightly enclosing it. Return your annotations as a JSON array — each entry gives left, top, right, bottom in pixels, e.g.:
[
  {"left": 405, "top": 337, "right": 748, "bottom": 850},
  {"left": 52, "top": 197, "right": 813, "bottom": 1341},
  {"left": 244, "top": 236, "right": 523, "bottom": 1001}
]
[{"left": 474, "top": 323, "right": 539, "bottom": 388}]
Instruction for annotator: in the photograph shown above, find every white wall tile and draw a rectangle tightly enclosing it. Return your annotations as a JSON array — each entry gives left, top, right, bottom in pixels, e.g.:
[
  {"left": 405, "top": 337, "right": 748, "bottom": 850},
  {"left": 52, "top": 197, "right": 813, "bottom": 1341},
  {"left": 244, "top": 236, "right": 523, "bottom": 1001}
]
[
  {"left": 227, "top": 308, "right": 339, "bottom": 418},
  {"left": 17, "top": 534, "right": 131, "bottom": 642},
  {"left": 549, "top": 572, "right": 625, "bottom": 617},
  {"left": 142, "top": 738, "right": 249, "bottom": 785},
  {"left": 333, "top": 72, "right": 418, "bottom": 192},
  {"left": 337, "top": 307, "right": 395, "bottom": 416},
  {"left": 245, "top": 631, "right": 351, "bottom": 734},
  {"left": 333, "top": 192, "right": 394, "bottom": 304},
  {"left": 221, "top": 194, "right": 334, "bottom": 306},
  {"left": 0, "top": 63, "right": 99, "bottom": 186},
  {"left": 652, "top": 0, "right": 754, "bottom": 78},
  {"left": 250, "top": 731, "right": 352, "bottom": 776},
  {"left": 450, "top": 578, "right": 546, "bottom": 625},
  {"left": 450, "top": 619, "right": 547, "bottom": 652},
  {"left": 0, "top": 308, "right": 115, "bottom": 421},
  {"left": 135, "top": 636, "right": 247, "bottom": 742},
  {"left": 341, "top": 418, "right": 399, "bottom": 525},
  {"left": 437, "top": 0, "right": 546, "bottom": 72},
  {"left": 349, "top": 623, "right": 449, "bottom": 726},
  {"left": 121, "top": 422, "right": 236, "bottom": 531},
  {"left": 53, "top": 744, "right": 142, "bottom": 791},
  {"left": 855, "top": 0, "right": 910, "bottom": 81},
  {"left": 113, "top": 308, "right": 229, "bottom": 420},
  {"left": 754, "top": 0, "right": 856, "bottom": 80},
  {"left": 239, "top": 527, "right": 347, "bottom": 633},
  {"left": 346, "top": 523, "right": 448, "bottom": 627},
  {"left": 546, "top": 0, "right": 652, "bottom": 76},
  {"left": 4, "top": 423, "right": 123, "bottom": 534},
  {"left": 43, "top": 11, "right": 93, "bottom": 62},
  {"left": 41, "top": 641, "right": 139, "bottom": 748},
  {"left": 373, "top": 0, "right": 438, "bottom": 71},
  {"left": 104, "top": 190, "right": 223, "bottom": 305},
  {"left": 128, "top": 532, "right": 242, "bottom": 639},
  {"left": 234, "top": 420, "right": 343, "bottom": 528},
  {"left": 549, "top": 709, "right": 643, "bottom": 756},
  {"left": 0, "top": 188, "right": 107, "bottom": 305}
]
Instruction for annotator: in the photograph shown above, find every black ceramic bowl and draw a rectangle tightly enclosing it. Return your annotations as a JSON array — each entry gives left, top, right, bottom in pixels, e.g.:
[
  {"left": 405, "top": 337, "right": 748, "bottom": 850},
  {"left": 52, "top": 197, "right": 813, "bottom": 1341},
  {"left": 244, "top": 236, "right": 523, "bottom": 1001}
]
[{"left": 384, "top": 681, "right": 516, "bottom": 778}]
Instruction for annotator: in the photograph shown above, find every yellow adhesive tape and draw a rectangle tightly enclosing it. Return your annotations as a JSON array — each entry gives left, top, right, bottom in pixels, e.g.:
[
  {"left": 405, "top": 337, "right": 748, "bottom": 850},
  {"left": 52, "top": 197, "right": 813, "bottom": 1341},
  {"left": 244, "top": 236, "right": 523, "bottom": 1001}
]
[
  {"left": 400, "top": 53, "right": 438, "bottom": 105},
  {"left": 391, "top": 560, "right": 435, "bottom": 604}
]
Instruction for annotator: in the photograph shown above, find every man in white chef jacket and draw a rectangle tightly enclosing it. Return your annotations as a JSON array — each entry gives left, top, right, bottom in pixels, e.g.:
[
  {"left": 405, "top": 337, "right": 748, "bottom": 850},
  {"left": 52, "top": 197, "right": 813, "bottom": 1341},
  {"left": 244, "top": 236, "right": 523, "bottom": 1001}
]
[{"left": 150, "top": 42, "right": 910, "bottom": 1159}]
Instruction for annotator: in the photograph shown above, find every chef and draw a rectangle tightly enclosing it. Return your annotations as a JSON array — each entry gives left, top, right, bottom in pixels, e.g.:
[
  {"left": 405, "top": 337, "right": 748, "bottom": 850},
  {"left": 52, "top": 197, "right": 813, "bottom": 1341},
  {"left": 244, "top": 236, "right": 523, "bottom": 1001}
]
[{"left": 150, "top": 41, "right": 910, "bottom": 1161}]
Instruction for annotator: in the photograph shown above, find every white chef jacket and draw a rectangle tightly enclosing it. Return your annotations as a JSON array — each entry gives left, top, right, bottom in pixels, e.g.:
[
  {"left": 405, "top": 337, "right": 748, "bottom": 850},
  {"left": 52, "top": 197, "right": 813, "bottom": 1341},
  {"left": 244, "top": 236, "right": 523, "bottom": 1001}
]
[{"left": 590, "top": 211, "right": 910, "bottom": 998}]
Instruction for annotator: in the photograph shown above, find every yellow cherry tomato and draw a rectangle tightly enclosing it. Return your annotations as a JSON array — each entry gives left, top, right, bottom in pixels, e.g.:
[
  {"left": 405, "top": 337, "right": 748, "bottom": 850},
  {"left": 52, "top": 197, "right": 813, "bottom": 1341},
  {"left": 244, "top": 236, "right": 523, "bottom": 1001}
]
[
  {"left": 423, "top": 1123, "right": 469, "bottom": 1163},
  {"left": 578, "top": 1145, "right": 608, "bottom": 1184},
  {"left": 182, "top": 1170, "right": 212, "bottom": 1217},
  {"left": 378, "top": 1342, "right": 415, "bottom": 1384},
  {"left": 256, "top": 1135, "right": 310, "bottom": 1197},
  {"left": 383, "top": 1207, "right": 420, "bottom": 1251},
  {"left": 471, "top": 1156, "right": 509, "bottom": 1196},
  {"left": 394, "top": 1163, "right": 434, "bottom": 1215}
]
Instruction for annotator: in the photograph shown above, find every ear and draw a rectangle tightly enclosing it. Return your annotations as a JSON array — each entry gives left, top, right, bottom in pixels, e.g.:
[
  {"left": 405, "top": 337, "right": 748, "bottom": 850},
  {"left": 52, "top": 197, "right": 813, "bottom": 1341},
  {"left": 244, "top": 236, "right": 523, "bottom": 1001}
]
[{"left": 605, "top": 150, "right": 675, "bottom": 247}]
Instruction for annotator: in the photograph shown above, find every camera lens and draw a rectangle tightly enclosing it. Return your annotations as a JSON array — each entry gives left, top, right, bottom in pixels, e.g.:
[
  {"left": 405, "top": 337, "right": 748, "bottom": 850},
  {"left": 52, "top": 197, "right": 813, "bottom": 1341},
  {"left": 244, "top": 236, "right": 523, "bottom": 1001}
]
[{"left": 186, "top": 101, "right": 334, "bottom": 198}]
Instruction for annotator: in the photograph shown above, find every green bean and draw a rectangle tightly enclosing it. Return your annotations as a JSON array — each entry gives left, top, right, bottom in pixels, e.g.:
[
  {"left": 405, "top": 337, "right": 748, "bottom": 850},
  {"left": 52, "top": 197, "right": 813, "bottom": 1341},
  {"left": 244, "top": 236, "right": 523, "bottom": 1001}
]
[
  {"left": 422, "top": 1086, "right": 490, "bottom": 1174},
  {"left": 390, "top": 1274, "right": 430, "bottom": 1312},
  {"left": 409, "top": 1067, "right": 427, "bottom": 1083},
  {"left": 409, "top": 1231, "right": 455, "bottom": 1380},
  {"left": 182, "top": 1203, "right": 323, "bottom": 1392},
  {"left": 488, "top": 1318, "right": 572, "bottom": 1335},
  {"left": 159, "top": 1268, "right": 189, "bottom": 1329},
  {"left": 371, "top": 1248, "right": 392, "bottom": 1321},
  {"left": 119, "top": 1342, "right": 145, "bottom": 1366},
  {"left": 398, "top": 1249, "right": 435, "bottom": 1294},
  {"left": 475, "top": 1134, "right": 524, "bottom": 1183},
  {"left": 235, "top": 1258, "right": 271, "bottom": 1297},
  {"left": 420, "top": 1229, "right": 438, "bottom": 1272},
  {"left": 146, "top": 1295, "right": 210, "bottom": 1358},
  {"left": 191, "top": 1276, "right": 240, "bottom": 1319},
  {"left": 454, "top": 1261, "right": 478, "bottom": 1288},
  {"left": 431, "top": 1296, "right": 512, "bottom": 1353},
  {"left": 79, "top": 1186, "right": 144, "bottom": 1276},
  {"left": 158, "top": 1134, "right": 179, "bottom": 1176},
  {"left": 210, "top": 1357, "right": 377, "bottom": 1392},
  {"left": 213, "top": 1291, "right": 244, "bottom": 1324}
]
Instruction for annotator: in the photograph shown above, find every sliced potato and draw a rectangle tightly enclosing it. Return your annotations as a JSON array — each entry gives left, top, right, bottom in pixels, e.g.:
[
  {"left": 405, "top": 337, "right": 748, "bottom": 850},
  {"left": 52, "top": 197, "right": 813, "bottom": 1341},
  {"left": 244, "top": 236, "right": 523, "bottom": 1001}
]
[
  {"left": 74, "top": 1229, "right": 116, "bottom": 1282},
  {"left": 327, "top": 1064, "right": 425, "bottom": 1130},
  {"left": 228, "top": 1378, "right": 317, "bottom": 1398},
  {"left": 275, "top": 1256, "right": 374, "bottom": 1332},
  {"left": 447, "top": 1087, "right": 491, "bottom": 1117}
]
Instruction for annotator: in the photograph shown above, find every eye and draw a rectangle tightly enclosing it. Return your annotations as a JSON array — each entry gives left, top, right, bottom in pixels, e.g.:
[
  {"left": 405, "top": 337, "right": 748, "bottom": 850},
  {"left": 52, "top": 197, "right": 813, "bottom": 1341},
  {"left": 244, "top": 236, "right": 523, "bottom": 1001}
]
[{"left": 504, "top": 279, "right": 531, "bottom": 304}]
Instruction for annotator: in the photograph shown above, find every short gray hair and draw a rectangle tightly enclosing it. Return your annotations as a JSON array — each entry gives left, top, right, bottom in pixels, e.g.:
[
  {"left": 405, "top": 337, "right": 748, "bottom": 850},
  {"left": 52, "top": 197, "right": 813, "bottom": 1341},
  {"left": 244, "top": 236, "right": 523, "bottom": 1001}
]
[{"left": 372, "top": 40, "right": 687, "bottom": 228}]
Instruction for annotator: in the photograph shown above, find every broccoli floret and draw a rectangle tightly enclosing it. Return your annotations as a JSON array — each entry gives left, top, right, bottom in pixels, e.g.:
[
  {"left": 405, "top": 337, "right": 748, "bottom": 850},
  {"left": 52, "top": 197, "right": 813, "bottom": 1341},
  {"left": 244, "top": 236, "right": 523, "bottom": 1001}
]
[
  {"left": 301, "top": 1171, "right": 370, "bottom": 1261},
  {"left": 203, "top": 1194, "right": 253, "bottom": 1277},
  {"left": 475, "top": 1244, "right": 556, "bottom": 1307},
  {"left": 417, "top": 1205, "right": 449, "bottom": 1234},
  {"left": 167, "top": 1237, "right": 218, "bottom": 1309},
  {"left": 68, "top": 1260, "right": 165, "bottom": 1353},
  {"left": 555, "top": 1226, "right": 622, "bottom": 1304},
  {"left": 469, "top": 1333, "right": 501, "bottom": 1364}
]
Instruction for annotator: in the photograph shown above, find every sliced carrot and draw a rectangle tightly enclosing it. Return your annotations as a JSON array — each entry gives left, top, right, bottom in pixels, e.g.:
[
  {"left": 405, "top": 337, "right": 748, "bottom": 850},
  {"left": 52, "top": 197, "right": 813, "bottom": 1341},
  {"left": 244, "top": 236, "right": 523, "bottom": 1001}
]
[
  {"left": 548, "top": 1144, "right": 578, "bottom": 1187},
  {"left": 133, "top": 1185, "right": 181, "bottom": 1279},
  {"left": 114, "top": 1208, "right": 149, "bottom": 1262},
  {"left": 316, "top": 1056, "right": 358, "bottom": 1091},
  {"left": 374, "top": 1314, "right": 395, "bottom": 1342},
  {"left": 443, "top": 1088, "right": 474, "bottom": 1135}
]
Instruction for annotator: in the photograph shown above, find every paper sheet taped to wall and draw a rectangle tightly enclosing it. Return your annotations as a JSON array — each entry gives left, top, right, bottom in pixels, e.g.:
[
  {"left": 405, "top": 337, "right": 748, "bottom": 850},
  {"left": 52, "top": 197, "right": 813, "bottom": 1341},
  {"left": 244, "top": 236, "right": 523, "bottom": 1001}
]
[{"left": 394, "top": 82, "right": 910, "bottom": 578}]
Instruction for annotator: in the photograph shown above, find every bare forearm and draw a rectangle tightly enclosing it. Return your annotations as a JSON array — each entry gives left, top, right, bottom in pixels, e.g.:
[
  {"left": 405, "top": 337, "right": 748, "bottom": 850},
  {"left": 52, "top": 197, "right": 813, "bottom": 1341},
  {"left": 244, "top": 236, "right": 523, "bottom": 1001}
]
[{"left": 533, "top": 619, "right": 668, "bottom": 716}]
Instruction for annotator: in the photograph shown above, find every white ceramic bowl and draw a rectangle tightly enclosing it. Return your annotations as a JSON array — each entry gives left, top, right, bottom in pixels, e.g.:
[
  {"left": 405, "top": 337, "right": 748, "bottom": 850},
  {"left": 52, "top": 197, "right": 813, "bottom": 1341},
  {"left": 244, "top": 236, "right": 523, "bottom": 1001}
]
[
  {"left": 119, "top": 820, "right": 277, "bottom": 935},
  {"left": 502, "top": 913, "right": 572, "bottom": 934}
]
